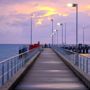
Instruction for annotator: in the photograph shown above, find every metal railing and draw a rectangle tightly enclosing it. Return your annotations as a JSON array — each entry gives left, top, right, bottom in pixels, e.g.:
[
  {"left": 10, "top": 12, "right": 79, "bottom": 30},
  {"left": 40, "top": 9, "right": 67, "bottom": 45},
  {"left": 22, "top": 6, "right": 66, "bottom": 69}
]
[
  {"left": 79, "top": 54, "right": 90, "bottom": 74},
  {"left": 52, "top": 45, "right": 90, "bottom": 75},
  {"left": 0, "top": 48, "right": 40, "bottom": 86}
]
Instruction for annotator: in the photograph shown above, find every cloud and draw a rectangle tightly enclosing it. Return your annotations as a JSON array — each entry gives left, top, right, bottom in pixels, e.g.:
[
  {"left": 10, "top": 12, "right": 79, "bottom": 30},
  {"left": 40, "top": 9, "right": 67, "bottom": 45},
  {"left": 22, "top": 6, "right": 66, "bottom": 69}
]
[{"left": 0, "top": 0, "right": 90, "bottom": 44}]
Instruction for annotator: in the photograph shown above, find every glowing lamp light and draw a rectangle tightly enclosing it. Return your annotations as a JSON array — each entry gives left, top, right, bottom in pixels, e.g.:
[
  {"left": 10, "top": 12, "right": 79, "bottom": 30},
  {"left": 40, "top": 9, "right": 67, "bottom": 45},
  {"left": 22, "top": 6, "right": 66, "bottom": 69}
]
[
  {"left": 57, "top": 23, "right": 60, "bottom": 26},
  {"left": 54, "top": 29, "right": 57, "bottom": 32},
  {"left": 67, "top": 3, "right": 73, "bottom": 7},
  {"left": 67, "top": 3, "right": 77, "bottom": 7}
]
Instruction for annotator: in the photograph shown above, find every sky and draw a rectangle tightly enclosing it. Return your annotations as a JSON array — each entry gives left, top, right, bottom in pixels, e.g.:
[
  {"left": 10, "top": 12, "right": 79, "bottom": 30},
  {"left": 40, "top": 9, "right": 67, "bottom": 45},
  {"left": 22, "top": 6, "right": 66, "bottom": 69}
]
[{"left": 0, "top": 0, "right": 90, "bottom": 44}]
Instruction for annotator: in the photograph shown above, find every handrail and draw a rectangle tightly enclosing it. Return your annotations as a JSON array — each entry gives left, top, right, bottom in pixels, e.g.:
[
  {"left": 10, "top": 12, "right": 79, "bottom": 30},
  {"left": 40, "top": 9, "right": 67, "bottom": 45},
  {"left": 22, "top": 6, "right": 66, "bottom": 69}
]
[
  {"left": 63, "top": 49, "right": 77, "bottom": 54},
  {"left": 64, "top": 48, "right": 90, "bottom": 59},
  {"left": 52, "top": 46, "right": 90, "bottom": 75},
  {"left": 0, "top": 48, "right": 38, "bottom": 64},
  {"left": 0, "top": 47, "right": 40, "bottom": 86},
  {"left": 52, "top": 47, "right": 90, "bottom": 89}
]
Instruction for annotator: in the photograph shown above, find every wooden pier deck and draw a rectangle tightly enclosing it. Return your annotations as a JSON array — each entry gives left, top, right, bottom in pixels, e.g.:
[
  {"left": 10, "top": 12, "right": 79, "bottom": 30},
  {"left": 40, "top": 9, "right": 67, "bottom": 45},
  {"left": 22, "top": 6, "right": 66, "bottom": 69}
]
[{"left": 15, "top": 48, "right": 88, "bottom": 90}]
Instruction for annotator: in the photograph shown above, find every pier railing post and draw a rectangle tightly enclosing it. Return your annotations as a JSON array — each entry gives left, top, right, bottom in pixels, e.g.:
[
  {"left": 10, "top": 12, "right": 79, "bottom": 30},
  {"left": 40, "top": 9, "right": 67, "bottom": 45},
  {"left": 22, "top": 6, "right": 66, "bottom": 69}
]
[
  {"left": 2, "top": 62, "right": 4, "bottom": 85},
  {"left": 83, "top": 57, "right": 84, "bottom": 71},
  {"left": 86, "top": 58, "right": 88, "bottom": 74},
  {"left": 7, "top": 61, "right": 9, "bottom": 81}
]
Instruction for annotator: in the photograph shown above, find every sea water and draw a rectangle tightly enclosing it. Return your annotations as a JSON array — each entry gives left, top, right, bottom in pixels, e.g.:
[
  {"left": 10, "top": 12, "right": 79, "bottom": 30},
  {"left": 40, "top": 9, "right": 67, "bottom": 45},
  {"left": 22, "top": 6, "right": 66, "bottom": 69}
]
[
  {"left": 0, "top": 44, "right": 27, "bottom": 61},
  {"left": 0, "top": 44, "right": 29, "bottom": 85}
]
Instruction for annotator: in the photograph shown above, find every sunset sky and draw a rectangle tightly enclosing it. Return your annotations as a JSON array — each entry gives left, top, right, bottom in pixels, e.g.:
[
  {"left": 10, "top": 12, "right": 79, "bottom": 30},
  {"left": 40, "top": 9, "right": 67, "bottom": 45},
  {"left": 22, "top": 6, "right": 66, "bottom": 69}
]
[{"left": 0, "top": 0, "right": 90, "bottom": 44}]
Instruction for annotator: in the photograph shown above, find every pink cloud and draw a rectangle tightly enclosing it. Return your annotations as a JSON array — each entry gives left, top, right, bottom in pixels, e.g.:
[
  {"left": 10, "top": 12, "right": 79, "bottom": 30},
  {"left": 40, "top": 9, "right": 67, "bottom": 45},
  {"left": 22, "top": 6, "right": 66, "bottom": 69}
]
[{"left": 0, "top": 0, "right": 90, "bottom": 44}]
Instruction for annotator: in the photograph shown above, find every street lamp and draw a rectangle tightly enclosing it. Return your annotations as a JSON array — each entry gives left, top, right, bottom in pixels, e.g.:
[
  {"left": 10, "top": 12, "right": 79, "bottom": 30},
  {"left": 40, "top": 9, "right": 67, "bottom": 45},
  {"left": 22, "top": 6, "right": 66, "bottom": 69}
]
[
  {"left": 50, "top": 32, "right": 55, "bottom": 45},
  {"left": 51, "top": 19, "right": 54, "bottom": 45},
  {"left": 67, "top": 3, "right": 79, "bottom": 65},
  {"left": 82, "top": 26, "right": 85, "bottom": 45},
  {"left": 57, "top": 23, "right": 67, "bottom": 46},
  {"left": 64, "top": 23, "right": 67, "bottom": 45},
  {"left": 30, "top": 14, "right": 33, "bottom": 45},
  {"left": 57, "top": 23, "right": 63, "bottom": 45},
  {"left": 54, "top": 29, "right": 59, "bottom": 45},
  {"left": 60, "top": 23, "right": 64, "bottom": 45},
  {"left": 67, "top": 3, "right": 78, "bottom": 51}
]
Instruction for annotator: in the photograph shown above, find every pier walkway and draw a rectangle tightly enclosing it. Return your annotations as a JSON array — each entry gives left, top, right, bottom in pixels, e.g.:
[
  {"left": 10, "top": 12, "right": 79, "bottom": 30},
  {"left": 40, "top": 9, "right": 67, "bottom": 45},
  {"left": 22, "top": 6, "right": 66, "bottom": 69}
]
[{"left": 15, "top": 48, "right": 88, "bottom": 90}]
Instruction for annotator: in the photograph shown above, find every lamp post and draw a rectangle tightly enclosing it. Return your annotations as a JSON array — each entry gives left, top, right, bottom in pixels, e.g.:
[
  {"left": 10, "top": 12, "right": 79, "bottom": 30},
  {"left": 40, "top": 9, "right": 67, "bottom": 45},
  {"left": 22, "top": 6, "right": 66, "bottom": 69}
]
[
  {"left": 57, "top": 23, "right": 63, "bottom": 45},
  {"left": 56, "top": 29, "right": 58, "bottom": 45},
  {"left": 54, "top": 29, "right": 59, "bottom": 45},
  {"left": 60, "top": 23, "right": 64, "bottom": 45},
  {"left": 65, "top": 23, "right": 67, "bottom": 45},
  {"left": 50, "top": 32, "right": 55, "bottom": 45},
  {"left": 51, "top": 19, "right": 54, "bottom": 45},
  {"left": 82, "top": 25, "right": 89, "bottom": 45},
  {"left": 67, "top": 3, "right": 79, "bottom": 65},
  {"left": 67, "top": 3, "right": 78, "bottom": 51},
  {"left": 30, "top": 14, "right": 33, "bottom": 45},
  {"left": 82, "top": 27, "right": 85, "bottom": 45}
]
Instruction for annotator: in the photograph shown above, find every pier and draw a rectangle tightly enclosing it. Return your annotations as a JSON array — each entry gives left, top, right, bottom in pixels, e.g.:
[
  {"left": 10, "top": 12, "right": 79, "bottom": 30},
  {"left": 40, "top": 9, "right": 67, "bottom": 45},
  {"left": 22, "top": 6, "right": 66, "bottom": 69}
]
[
  {"left": 0, "top": 0, "right": 90, "bottom": 90},
  {"left": 0, "top": 46, "right": 90, "bottom": 90}
]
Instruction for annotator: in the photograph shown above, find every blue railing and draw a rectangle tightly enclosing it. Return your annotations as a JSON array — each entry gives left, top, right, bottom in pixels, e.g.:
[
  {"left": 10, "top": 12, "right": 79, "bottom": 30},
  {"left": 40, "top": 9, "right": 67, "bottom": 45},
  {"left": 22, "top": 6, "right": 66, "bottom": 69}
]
[
  {"left": 52, "top": 45, "right": 90, "bottom": 75},
  {"left": 0, "top": 48, "right": 40, "bottom": 86}
]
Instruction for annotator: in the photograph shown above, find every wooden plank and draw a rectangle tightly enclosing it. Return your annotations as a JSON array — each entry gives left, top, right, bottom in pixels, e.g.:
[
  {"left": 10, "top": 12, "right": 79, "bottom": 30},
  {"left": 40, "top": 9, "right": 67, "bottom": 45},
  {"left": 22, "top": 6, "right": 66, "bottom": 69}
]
[{"left": 15, "top": 48, "right": 88, "bottom": 90}]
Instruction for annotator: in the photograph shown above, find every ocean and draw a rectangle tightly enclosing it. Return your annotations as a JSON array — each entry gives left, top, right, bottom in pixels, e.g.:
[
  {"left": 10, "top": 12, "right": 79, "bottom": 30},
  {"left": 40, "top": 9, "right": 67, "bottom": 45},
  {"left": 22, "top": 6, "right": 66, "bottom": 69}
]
[
  {"left": 0, "top": 44, "right": 28, "bottom": 62},
  {"left": 0, "top": 44, "right": 30, "bottom": 86}
]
